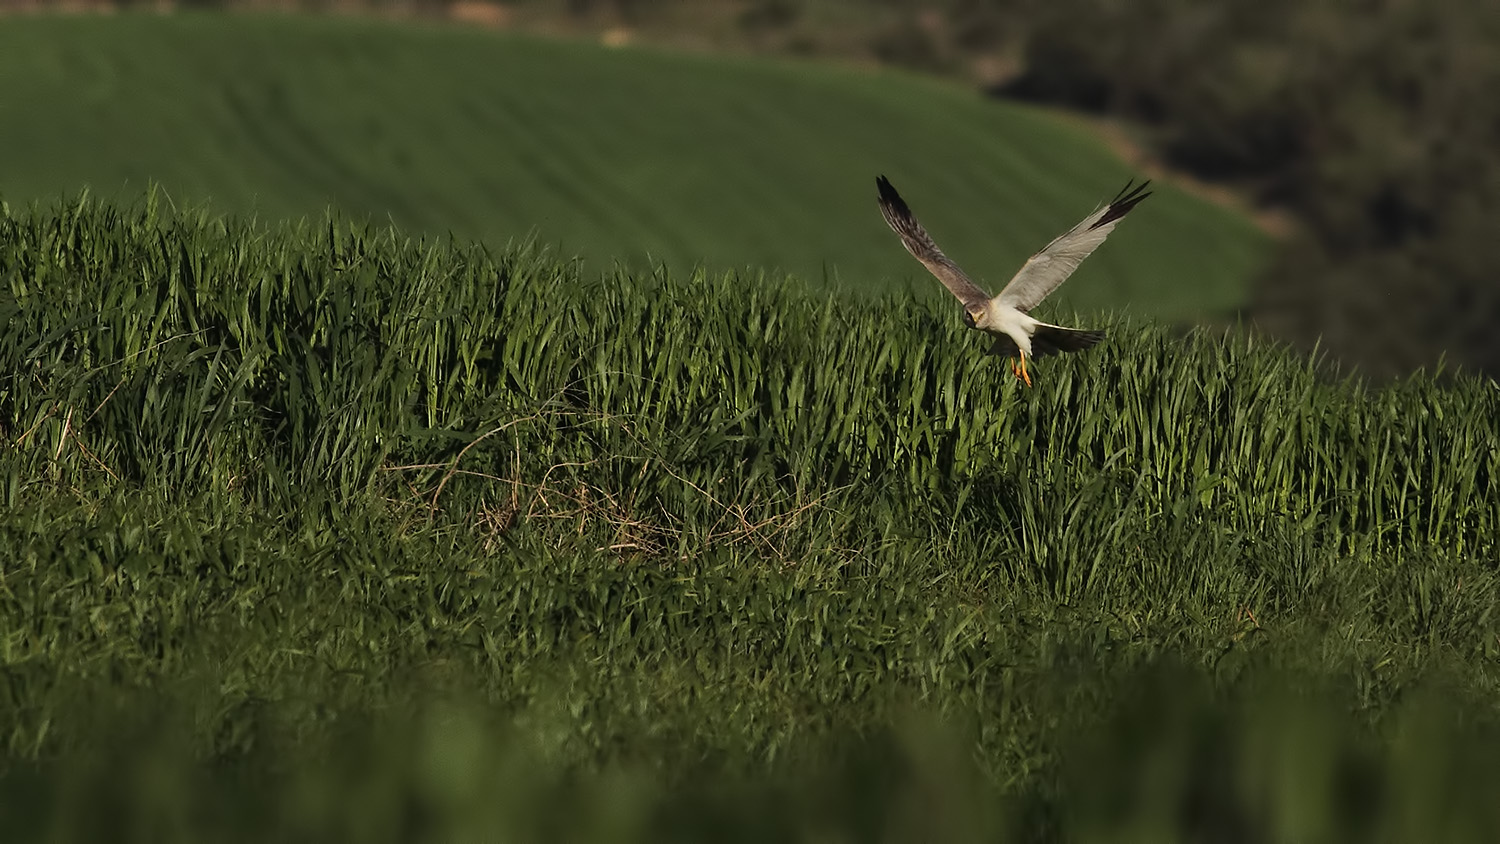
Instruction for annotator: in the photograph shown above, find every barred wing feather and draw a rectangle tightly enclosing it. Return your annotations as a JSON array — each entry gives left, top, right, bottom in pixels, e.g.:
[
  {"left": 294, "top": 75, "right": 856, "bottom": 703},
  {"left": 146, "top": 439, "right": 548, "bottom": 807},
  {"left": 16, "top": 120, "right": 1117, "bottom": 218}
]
[{"left": 875, "top": 175, "right": 992, "bottom": 309}]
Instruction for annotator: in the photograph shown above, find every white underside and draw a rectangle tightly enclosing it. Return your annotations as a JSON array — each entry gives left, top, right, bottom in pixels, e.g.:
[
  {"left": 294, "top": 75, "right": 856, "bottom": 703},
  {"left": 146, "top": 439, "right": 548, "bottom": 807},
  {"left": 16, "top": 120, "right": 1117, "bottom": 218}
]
[{"left": 974, "top": 301, "right": 1040, "bottom": 357}]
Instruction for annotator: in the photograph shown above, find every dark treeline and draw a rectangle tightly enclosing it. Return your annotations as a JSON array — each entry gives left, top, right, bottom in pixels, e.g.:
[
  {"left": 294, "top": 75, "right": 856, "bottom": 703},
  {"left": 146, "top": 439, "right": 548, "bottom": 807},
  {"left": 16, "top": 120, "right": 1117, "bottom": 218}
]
[
  {"left": 996, "top": 0, "right": 1500, "bottom": 380},
  {"left": 30, "top": 0, "right": 1500, "bottom": 377}
]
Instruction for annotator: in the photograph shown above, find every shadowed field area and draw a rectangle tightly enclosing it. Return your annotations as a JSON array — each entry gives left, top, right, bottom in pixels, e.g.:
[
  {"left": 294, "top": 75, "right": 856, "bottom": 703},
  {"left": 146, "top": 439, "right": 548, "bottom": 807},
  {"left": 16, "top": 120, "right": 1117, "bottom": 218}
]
[{"left": 0, "top": 12, "right": 1267, "bottom": 318}]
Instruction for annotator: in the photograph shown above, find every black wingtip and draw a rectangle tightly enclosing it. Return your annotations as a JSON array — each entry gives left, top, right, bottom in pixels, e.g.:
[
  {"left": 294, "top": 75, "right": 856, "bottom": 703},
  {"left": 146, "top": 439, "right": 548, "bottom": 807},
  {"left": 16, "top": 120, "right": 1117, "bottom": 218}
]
[
  {"left": 876, "top": 175, "right": 911, "bottom": 215},
  {"left": 1091, "top": 178, "right": 1153, "bottom": 229}
]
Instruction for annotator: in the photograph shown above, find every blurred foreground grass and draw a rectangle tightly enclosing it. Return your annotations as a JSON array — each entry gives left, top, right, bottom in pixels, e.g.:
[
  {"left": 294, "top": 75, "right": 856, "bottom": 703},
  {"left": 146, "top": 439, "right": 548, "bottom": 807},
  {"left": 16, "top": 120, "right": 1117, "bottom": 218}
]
[
  {"left": 6, "top": 672, "right": 1500, "bottom": 842},
  {"left": 0, "top": 193, "right": 1496, "bottom": 840}
]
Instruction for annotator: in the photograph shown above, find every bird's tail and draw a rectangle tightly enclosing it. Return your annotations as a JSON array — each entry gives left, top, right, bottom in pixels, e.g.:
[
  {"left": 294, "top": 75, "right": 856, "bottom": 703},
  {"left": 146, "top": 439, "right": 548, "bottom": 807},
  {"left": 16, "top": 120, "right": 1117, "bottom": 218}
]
[{"left": 1031, "top": 324, "right": 1105, "bottom": 358}]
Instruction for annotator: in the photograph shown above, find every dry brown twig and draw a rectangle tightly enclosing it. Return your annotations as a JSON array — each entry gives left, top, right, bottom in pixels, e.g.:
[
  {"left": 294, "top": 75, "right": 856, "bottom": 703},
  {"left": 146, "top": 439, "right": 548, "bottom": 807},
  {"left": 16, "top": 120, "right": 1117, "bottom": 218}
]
[
  {"left": 382, "top": 402, "right": 850, "bottom": 564},
  {"left": 11, "top": 402, "right": 121, "bottom": 483}
]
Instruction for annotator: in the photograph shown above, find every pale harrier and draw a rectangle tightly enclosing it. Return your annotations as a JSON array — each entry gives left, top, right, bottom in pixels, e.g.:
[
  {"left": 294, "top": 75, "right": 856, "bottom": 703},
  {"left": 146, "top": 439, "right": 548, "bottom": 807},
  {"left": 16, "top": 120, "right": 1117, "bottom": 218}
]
[{"left": 877, "top": 175, "right": 1150, "bottom": 386}]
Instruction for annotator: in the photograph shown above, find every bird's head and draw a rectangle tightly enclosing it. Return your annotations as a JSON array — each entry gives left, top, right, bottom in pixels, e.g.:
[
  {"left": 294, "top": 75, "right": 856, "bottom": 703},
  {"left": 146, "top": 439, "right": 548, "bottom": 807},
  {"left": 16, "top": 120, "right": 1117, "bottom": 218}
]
[{"left": 962, "top": 307, "right": 984, "bottom": 329}]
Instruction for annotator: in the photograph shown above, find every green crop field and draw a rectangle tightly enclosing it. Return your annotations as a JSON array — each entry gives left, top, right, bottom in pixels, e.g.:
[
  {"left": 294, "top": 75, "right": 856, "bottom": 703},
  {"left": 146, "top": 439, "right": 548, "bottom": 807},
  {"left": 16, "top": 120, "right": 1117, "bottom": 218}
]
[
  {"left": 1, "top": 194, "right": 1497, "bottom": 840},
  {"left": 0, "top": 12, "right": 1266, "bottom": 320}
]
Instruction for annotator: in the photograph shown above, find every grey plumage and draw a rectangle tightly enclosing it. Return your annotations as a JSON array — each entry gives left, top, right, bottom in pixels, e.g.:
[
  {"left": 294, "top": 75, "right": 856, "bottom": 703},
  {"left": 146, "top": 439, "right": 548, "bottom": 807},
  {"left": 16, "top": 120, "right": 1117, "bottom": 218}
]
[
  {"left": 994, "top": 180, "right": 1151, "bottom": 314},
  {"left": 876, "top": 174, "right": 1149, "bottom": 383}
]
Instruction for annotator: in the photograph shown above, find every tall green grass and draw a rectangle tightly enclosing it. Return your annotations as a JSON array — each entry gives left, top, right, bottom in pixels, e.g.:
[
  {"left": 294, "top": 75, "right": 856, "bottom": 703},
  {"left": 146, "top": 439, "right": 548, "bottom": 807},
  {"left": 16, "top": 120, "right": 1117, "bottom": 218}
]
[
  {"left": 1, "top": 193, "right": 1498, "bottom": 840},
  {"left": 0, "top": 12, "right": 1267, "bottom": 318},
  {"left": 4, "top": 190, "right": 1491, "bottom": 562}
]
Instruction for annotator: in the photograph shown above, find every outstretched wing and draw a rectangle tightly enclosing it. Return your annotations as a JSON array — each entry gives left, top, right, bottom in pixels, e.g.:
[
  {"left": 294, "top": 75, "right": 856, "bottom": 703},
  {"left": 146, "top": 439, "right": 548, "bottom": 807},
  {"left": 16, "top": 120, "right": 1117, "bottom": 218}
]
[
  {"left": 876, "top": 176, "right": 991, "bottom": 308},
  {"left": 996, "top": 180, "right": 1151, "bottom": 313}
]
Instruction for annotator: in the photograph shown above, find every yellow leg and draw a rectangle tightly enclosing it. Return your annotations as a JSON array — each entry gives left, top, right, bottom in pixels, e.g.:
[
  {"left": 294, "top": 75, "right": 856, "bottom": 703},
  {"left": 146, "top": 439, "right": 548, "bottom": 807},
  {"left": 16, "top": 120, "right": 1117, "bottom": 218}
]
[{"left": 1011, "top": 354, "right": 1033, "bottom": 387}]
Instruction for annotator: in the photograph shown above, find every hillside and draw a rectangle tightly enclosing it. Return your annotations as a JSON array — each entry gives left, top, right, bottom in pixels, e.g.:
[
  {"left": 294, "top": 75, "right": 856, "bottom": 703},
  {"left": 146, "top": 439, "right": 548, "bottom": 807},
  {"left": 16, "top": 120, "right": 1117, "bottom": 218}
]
[
  {"left": 0, "top": 12, "right": 1267, "bottom": 319},
  {"left": 1, "top": 196, "right": 1498, "bottom": 839}
]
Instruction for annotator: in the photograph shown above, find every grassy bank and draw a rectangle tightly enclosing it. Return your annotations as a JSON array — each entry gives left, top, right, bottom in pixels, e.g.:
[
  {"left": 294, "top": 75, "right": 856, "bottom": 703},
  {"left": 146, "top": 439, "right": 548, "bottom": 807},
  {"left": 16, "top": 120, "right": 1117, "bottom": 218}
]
[
  {"left": 0, "top": 12, "right": 1266, "bottom": 318},
  {"left": 1, "top": 194, "right": 1497, "bottom": 840}
]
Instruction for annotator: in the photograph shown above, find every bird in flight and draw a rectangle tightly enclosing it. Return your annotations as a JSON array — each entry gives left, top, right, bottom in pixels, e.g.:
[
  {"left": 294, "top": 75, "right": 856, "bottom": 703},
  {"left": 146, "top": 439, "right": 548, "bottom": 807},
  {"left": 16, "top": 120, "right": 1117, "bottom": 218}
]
[{"left": 876, "top": 175, "right": 1150, "bottom": 386}]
